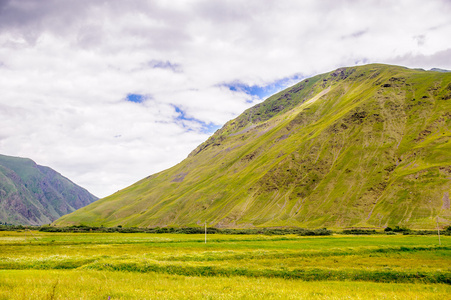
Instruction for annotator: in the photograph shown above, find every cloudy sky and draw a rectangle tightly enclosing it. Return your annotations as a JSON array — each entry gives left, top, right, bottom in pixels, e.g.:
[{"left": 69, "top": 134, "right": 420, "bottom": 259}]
[{"left": 1, "top": 0, "right": 450, "bottom": 198}]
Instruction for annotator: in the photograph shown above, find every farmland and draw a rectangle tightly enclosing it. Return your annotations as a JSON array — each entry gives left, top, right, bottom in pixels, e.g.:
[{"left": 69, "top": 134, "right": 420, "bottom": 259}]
[{"left": 0, "top": 231, "right": 450, "bottom": 299}]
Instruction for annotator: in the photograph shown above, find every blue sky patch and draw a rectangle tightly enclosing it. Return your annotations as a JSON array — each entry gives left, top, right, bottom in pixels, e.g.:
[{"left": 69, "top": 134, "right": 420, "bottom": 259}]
[
  {"left": 224, "top": 73, "right": 305, "bottom": 100},
  {"left": 126, "top": 94, "right": 145, "bottom": 103},
  {"left": 173, "top": 105, "right": 220, "bottom": 134}
]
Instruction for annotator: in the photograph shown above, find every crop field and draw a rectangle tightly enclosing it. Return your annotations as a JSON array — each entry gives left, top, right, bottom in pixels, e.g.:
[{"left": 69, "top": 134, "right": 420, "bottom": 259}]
[{"left": 0, "top": 231, "right": 450, "bottom": 299}]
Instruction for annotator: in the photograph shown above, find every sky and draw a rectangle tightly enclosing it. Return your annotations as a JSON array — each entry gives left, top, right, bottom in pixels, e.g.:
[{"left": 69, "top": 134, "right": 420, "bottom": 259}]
[{"left": 0, "top": 0, "right": 450, "bottom": 198}]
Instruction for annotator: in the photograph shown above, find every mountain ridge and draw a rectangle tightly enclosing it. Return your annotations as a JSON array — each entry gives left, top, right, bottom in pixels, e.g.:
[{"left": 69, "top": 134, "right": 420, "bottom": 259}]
[
  {"left": 0, "top": 154, "right": 98, "bottom": 225},
  {"left": 55, "top": 64, "right": 451, "bottom": 229}
]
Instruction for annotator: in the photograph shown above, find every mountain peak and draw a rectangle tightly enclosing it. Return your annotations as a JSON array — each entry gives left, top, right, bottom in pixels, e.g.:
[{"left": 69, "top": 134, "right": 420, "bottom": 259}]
[{"left": 55, "top": 64, "right": 451, "bottom": 229}]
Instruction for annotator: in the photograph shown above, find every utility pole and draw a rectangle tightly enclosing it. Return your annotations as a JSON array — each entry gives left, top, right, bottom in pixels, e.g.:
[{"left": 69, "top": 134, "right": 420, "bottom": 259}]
[
  {"left": 26, "top": 229, "right": 38, "bottom": 241},
  {"left": 205, "top": 221, "right": 207, "bottom": 244}
]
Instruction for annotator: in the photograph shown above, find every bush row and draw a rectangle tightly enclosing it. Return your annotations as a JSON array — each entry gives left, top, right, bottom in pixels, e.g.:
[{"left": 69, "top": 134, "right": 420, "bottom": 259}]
[
  {"left": 34, "top": 225, "right": 332, "bottom": 236},
  {"left": 1, "top": 224, "right": 450, "bottom": 236}
]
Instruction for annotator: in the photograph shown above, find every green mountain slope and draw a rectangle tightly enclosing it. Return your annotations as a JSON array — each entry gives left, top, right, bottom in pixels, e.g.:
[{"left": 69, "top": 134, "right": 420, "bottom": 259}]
[
  {"left": 55, "top": 64, "right": 451, "bottom": 229},
  {"left": 0, "top": 154, "right": 98, "bottom": 225}
]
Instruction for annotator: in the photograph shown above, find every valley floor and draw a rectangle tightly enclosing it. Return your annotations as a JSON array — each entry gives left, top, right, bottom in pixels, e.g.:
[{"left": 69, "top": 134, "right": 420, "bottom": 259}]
[{"left": 0, "top": 231, "right": 450, "bottom": 299}]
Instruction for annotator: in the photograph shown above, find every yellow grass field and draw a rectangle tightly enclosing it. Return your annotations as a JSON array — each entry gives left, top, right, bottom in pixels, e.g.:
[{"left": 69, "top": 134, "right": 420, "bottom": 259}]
[{"left": 0, "top": 231, "right": 450, "bottom": 299}]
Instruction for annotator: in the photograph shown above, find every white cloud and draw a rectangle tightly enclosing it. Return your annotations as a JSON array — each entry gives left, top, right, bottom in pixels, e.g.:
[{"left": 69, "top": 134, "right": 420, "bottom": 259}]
[{"left": 0, "top": 0, "right": 450, "bottom": 197}]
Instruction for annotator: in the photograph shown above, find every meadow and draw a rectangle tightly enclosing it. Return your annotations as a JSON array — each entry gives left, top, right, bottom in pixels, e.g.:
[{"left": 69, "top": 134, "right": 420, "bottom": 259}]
[{"left": 0, "top": 230, "right": 450, "bottom": 299}]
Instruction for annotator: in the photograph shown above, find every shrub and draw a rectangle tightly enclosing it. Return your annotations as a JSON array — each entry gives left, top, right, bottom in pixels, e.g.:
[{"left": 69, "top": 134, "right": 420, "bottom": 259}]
[
  {"left": 342, "top": 229, "right": 377, "bottom": 235},
  {"left": 392, "top": 226, "right": 411, "bottom": 233}
]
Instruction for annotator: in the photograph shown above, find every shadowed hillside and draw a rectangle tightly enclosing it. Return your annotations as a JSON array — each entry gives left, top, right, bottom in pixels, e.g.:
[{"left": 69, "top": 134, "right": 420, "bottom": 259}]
[
  {"left": 0, "top": 154, "right": 98, "bottom": 225},
  {"left": 55, "top": 64, "right": 451, "bottom": 229}
]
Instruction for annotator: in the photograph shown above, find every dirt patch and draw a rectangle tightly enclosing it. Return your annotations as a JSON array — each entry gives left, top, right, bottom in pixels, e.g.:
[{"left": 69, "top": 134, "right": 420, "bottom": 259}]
[
  {"left": 304, "top": 86, "right": 331, "bottom": 106},
  {"left": 439, "top": 166, "right": 451, "bottom": 176},
  {"left": 172, "top": 172, "right": 188, "bottom": 183},
  {"left": 415, "top": 129, "right": 432, "bottom": 142},
  {"left": 229, "top": 124, "right": 257, "bottom": 137},
  {"left": 275, "top": 134, "right": 289, "bottom": 143},
  {"left": 241, "top": 152, "right": 257, "bottom": 162},
  {"left": 330, "top": 67, "right": 355, "bottom": 80},
  {"left": 443, "top": 192, "right": 450, "bottom": 210},
  {"left": 288, "top": 83, "right": 305, "bottom": 94}
]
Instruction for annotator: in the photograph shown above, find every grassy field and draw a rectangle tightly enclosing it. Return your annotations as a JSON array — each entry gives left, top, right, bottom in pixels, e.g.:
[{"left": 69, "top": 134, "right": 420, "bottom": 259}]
[{"left": 0, "top": 231, "right": 450, "bottom": 299}]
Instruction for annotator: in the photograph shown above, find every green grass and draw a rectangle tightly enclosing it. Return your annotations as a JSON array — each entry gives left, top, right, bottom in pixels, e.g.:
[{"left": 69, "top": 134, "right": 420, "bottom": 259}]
[{"left": 0, "top": 231, "right": 450, "bottom": 298}]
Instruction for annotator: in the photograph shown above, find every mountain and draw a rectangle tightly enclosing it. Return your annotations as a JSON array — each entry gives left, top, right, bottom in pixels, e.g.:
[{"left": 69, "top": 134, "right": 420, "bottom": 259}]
[
  {"left": 430, "top": 68, "right": 451, "bottom": 73},
  {"left": 55, "top": 64, "right": 451, "bottom": 229},
  {"left": 0, "top": 154, "right": 98, "bottom": 225}
]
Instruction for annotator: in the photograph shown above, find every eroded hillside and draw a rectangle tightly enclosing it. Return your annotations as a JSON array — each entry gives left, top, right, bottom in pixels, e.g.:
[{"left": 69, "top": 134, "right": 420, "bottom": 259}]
[
  {"left": 0, "top": 154, "right": 98, "bottom": 225},
  {"left": 55, "top": 64, "right": 451, "bottom": 229}
]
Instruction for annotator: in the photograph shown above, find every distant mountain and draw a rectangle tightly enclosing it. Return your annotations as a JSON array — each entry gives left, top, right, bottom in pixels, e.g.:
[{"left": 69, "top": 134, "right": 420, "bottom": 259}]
[
  {"left": 0, "top": 154, "right": 98, "bottom": 225},
  {"left": 430, "top": 68, "right": 451, "bottom": 73},
  {"left": 55, "top": 64, "right": 451, "bottom": 229}
]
